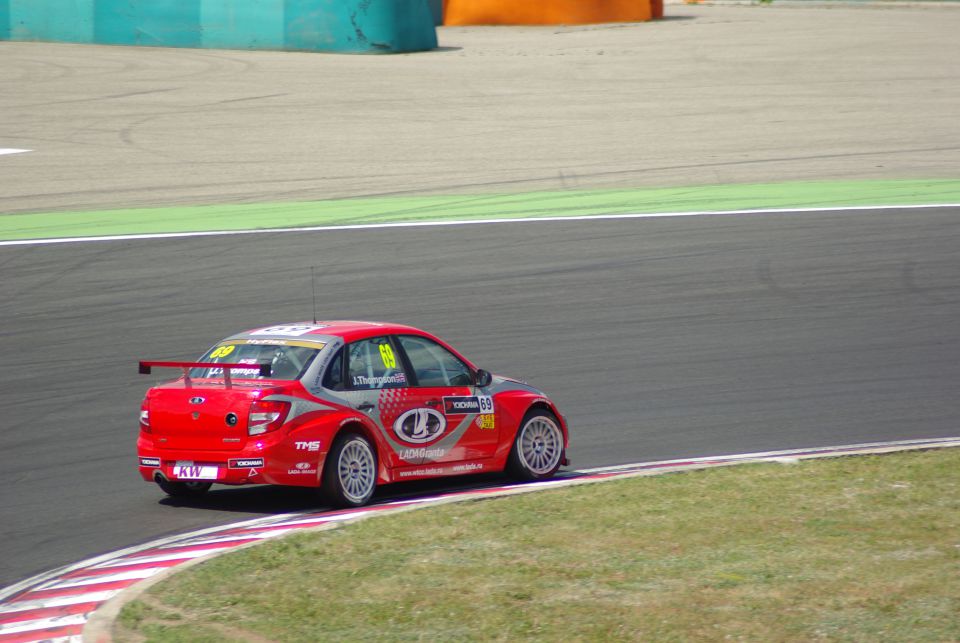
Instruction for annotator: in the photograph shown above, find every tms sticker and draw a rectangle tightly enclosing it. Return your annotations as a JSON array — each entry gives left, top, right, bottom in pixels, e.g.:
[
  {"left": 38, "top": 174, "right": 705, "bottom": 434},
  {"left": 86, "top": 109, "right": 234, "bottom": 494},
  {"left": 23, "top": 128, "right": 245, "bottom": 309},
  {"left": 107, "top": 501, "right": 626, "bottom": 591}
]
[
  {"left": 393, "top": 408, "right": 446, "bottom": 444},
  {"left": 443, "top": 395, "right": 494, "bottom": 415},
  {"left": 251, "top": 324, "right": 328, "bottom": 337},
  {"left": 295, "top": 441, "right": 321, "bottom": 452},
  {"left": 228, "top": 458, "right": 264, "bottom": 469},
  {"left": 475, "top": 414, "right": 496, "bottom": 430}
]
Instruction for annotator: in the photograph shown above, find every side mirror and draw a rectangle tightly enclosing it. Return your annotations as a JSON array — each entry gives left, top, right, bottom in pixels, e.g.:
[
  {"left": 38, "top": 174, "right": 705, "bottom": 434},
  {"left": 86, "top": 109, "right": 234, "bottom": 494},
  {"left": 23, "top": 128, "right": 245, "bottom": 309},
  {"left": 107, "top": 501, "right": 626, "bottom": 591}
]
[{"left": 474, "top": 369, "right": 493, "bottom": 388}]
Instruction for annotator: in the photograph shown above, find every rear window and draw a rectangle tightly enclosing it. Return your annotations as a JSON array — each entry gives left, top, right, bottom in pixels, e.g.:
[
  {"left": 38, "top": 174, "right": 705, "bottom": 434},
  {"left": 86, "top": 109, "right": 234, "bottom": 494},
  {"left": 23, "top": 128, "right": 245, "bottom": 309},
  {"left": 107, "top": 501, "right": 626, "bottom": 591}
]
[{"left": 190, "top": 340, "right": 323, "bottom": 381}]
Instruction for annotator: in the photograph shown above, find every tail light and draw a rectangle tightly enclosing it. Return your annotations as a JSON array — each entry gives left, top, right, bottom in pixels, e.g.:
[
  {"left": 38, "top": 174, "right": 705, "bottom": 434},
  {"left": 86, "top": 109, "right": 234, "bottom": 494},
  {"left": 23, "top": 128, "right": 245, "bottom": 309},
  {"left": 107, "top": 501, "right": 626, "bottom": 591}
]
[
  {"left": 139, "top": 399, "right": 151, "bottom": 433},
  {"left": 248, "top": 399, "right": 290, "bottom": 436}
]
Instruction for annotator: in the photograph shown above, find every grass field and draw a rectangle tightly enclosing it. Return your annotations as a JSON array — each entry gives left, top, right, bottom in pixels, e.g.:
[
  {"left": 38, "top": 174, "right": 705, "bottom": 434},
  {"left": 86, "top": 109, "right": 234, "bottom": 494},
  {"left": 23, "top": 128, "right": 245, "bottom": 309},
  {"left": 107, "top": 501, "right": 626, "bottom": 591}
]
[{"left": 116, "top": 448, "right": 960, "bottom": 642}]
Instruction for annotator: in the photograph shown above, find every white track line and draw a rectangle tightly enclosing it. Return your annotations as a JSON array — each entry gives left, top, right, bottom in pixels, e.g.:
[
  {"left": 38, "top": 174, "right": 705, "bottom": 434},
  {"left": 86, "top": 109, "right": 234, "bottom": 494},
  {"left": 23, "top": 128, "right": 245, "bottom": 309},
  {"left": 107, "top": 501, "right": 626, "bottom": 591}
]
[
  {"left": 0, "top": 591, "right": 122, "bottom": 616},
  {"left": 36, "top": 568, "right": 163, "bottom": 591},
  {"left": 266, "top": 511, "right": 372, "bottom": 528},
  {"left": 156, "top": 529, "right": 293, "bottom": 548},
  {"left": 0, "top": 513, "right": 300, "bottom": 602},
  {"left": 0, "top": 613, "right": 86, "bottom": 635},
  {"left": 0, "top": 148, "right": 31, "bottom": 156},
  {"left": 89, "top": 547, "right": 234, "bottom": 570},
  {"left": 577, "top": 436, "right": 960, "bottom": 474},
  {"left": 2, "top": 202, "right": 958, "bottom": 248}
]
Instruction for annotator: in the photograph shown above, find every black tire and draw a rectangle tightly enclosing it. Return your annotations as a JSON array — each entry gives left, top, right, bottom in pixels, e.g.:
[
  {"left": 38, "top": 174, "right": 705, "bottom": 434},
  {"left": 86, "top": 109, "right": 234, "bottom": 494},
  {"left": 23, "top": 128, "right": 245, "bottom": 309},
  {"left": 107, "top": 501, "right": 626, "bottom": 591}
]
[
  {"left": 506, "top": 410, "right": 565, "bottom": 481},
  {"left": 322, "top": 432, "right": 378, "bottom": 508},
  {"left": 157, "top": 479, "right": 212, "bottom": 498}
]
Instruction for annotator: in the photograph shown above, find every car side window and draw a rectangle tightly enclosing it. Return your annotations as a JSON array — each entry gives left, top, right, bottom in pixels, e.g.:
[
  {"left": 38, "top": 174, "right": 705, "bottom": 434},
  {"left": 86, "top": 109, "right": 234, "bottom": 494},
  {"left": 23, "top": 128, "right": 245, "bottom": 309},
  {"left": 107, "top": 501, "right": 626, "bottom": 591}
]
[
  {"left": 346, "top": 337, "right": 408, "bottom": 390},
  {"left": 322, "top": 347, "right": 344, "bottom": 390},
  {"left": 397, "top": 335, "right": 473, "bottom": 387}
]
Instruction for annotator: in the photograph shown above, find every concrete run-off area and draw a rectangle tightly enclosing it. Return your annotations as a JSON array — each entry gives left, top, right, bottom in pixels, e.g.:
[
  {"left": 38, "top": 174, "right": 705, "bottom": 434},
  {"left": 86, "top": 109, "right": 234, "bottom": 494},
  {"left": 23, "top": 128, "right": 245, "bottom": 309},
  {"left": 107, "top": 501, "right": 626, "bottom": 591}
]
[{"left": 1, "top": 4, "right": 958, "bottom": 214}]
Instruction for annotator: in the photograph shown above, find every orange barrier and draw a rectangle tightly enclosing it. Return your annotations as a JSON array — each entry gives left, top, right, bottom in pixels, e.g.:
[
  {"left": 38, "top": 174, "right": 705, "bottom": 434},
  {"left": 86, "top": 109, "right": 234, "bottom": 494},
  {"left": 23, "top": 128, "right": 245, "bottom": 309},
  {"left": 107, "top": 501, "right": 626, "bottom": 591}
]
[{"left": 443, "top": 0, "right": 653, "bottom": 25}]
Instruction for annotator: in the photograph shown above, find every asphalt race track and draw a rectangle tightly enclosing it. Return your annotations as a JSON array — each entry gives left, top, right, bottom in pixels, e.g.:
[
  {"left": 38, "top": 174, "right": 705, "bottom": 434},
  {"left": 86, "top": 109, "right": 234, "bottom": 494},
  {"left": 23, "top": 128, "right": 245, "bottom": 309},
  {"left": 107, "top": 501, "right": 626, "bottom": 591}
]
[
  {"left": 3, "top": 4, "right": 960, "bottom": 591},
  {"left": 2, "top": 207, "right": 959, "bottom": 587}
]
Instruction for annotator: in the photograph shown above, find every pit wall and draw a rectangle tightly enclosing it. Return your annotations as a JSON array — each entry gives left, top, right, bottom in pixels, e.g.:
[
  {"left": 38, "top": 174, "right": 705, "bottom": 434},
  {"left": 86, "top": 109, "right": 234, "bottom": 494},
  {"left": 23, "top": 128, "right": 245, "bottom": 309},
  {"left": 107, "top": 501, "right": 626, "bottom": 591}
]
[
  {"left": 442, "top": 0, "right": 660, "bottom": 25},
  {"left": 0, "top": 0, "right": 437, "bottom": 53}
]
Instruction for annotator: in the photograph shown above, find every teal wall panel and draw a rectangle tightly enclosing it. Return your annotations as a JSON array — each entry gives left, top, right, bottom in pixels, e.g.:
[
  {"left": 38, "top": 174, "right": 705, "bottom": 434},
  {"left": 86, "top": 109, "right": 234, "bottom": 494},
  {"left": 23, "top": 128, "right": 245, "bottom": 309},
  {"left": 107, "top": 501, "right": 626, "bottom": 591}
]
[
  {"left": 0, "top": 0, "right": 436, "bottom": 53},
  {"left": 201, "top": 0, "right": 284, "bottom": 49},
  {"left": 428, "top": 0, "right": 443, "bottom": 26},
  {"left": 8, "top": 0, "right": 94, "bottom": 43},
  {"left": 0, "top": 0, "right": 9, "bottom": 40},
  {"left": 284, "top": 0, "right": 436, "bottom": 53},
  {"left": 94, "top": 0, "right": 201, "bottom": 47}
]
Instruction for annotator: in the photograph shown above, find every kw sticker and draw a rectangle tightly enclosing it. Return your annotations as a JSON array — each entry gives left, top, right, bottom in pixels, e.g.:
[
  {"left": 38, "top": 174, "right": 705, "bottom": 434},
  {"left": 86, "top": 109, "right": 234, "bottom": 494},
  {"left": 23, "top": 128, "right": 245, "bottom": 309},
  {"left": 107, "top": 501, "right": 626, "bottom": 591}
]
[{"left": 174, "top": 465, "right": 218, "bottom": 480}]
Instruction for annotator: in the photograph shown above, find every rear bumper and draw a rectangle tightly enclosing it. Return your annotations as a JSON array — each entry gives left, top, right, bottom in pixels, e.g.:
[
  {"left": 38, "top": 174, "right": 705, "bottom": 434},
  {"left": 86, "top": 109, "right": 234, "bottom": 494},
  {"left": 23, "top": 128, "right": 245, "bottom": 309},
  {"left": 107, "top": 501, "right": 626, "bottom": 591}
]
[
  {"left": 138, "top": 453, "right": 267, "bottom": 486},
  {"left": 138, "top": 435, "right": 277, "bottom": 485}
]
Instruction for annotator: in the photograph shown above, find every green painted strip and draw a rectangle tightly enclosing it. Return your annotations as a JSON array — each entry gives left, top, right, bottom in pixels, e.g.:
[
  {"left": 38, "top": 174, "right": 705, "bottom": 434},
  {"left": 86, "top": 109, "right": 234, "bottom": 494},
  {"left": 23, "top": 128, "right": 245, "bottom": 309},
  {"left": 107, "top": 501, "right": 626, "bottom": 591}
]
[{"left": 2, "top": 179, "right": 959, "bottom": 242}]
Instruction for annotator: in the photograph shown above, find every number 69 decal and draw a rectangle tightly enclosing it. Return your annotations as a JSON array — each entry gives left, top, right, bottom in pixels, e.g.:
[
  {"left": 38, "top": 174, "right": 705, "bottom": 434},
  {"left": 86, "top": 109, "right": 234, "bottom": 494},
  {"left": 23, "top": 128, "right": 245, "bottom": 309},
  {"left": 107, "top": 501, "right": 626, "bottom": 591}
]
[
  {"left": 478, "top": 395, "right": 494, "bottom": 413},
  {"left": 210, "top": 345, "right": 236, "bottom": 358},
  {"left": 379, "top": 343, "right": 397, "bottom": 369}
]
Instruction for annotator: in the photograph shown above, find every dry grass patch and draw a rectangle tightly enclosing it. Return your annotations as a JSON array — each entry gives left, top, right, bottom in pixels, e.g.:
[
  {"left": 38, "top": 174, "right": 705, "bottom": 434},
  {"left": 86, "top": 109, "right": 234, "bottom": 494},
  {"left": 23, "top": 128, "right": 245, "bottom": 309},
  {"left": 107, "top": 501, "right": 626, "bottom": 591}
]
[{"left": 116, "top": 449, "right": 960, "bottom": 642}]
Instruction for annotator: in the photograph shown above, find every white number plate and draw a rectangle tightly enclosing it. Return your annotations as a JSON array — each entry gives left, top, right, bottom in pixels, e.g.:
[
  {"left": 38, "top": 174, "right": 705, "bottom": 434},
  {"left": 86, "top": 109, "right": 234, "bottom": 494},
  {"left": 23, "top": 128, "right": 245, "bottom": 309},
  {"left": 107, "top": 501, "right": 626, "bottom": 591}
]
[
  {"left": 478, "top": 395, "right": 494, "bottom": 413},
  {"left": 173, "top": 463, "right": 219, "bottom": 480}
]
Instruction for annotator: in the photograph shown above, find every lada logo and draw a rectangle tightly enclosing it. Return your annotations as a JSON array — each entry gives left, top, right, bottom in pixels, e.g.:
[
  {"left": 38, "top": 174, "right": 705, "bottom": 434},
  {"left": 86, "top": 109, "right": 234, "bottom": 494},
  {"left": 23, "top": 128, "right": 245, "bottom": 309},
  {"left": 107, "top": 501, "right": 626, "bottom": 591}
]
[
  {"left": 393, "top": 408, "right": 446, "bottom": 444},
  {"left": 189, "top": 397, "right": 206, "bottom": 405}
]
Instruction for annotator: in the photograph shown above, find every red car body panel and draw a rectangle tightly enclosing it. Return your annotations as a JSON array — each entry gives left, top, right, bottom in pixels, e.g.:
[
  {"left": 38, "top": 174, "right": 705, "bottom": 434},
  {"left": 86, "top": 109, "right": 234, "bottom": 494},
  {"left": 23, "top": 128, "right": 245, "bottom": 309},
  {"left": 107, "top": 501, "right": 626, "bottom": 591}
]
[{"left": 137, "top": 322, "right": 569, "bottom": 495}]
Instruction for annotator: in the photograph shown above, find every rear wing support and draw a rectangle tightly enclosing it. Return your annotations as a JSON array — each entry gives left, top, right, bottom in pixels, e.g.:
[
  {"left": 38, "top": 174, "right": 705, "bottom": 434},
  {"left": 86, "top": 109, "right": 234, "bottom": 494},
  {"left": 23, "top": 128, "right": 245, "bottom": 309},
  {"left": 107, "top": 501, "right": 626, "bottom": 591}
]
[{"left": 138, "top": 361, "right": 272, "bottom": 388}]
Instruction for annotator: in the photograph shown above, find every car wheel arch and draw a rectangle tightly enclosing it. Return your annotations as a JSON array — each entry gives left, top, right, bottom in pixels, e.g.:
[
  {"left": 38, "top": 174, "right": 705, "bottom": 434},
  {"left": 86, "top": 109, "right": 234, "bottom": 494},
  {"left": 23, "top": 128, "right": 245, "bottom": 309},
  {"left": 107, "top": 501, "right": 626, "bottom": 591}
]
[
  {"left": 518, "top": 401, "right": 566, "bottom": 439},
  {"left": 324, "top": 420, "right": 386, "bottom": 481}
]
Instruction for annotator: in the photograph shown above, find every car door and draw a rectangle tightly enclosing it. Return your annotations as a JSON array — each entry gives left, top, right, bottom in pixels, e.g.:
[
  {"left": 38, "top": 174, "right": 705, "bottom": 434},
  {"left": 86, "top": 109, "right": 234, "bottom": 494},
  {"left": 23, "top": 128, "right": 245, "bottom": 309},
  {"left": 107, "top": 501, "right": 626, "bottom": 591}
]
[
  {"left": 333, "top": 335, "right": 497, "bottom": 469},
  {"left": 392, "top": 334, "right": 499, "bottom": 464}
]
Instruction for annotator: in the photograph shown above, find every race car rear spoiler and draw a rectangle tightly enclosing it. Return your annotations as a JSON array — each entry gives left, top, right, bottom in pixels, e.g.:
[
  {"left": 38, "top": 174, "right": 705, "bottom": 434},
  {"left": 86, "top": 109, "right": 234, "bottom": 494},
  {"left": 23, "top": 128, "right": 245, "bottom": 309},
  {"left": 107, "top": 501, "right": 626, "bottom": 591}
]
[{"left": 139, "top": 361, "right": 272, "bottom": 386}]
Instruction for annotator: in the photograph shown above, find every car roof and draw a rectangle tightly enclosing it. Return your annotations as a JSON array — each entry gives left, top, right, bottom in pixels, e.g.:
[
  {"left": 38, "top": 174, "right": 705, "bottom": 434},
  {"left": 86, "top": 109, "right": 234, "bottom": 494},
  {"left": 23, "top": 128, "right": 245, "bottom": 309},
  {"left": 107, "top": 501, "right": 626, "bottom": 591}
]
[{"left": 233, "top": 321, "right": 429, "bottom": 343}]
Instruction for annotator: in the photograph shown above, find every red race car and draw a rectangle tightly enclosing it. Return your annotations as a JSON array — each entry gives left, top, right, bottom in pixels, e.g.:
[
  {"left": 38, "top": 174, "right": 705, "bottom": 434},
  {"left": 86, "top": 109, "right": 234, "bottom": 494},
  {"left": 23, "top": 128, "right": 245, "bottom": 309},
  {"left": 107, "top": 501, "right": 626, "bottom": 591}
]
[{"left": 137, "top": 322, "right": 570, "bottom": 507}]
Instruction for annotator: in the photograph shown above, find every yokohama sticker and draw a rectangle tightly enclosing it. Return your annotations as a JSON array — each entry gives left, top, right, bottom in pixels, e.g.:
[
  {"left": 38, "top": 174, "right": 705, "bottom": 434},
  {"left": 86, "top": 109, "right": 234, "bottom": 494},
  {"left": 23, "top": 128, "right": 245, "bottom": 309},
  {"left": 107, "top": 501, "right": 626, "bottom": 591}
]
[
  {"left": 393, "top": 408, "right": 446, "bottom": 444},
  {"left": 228, "top": 458, "right": 264, "bottom": 469},
  {"left": 443, "top": 395, "right": 493, "bottom": 415}
]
